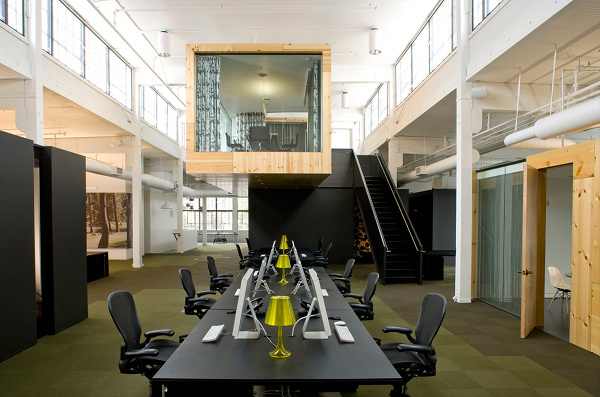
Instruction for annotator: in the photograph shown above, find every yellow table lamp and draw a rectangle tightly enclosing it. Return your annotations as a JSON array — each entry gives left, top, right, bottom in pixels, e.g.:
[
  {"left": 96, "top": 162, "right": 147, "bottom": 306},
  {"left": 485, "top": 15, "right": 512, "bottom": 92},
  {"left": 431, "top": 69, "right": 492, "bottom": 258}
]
[
  {"left": 276, "top": 254, "right": 291, "bottom": 284},
  {"left": 279, "top": 236, "right": 289, "bottom": 254},
  {"left": 265, "top": 296, "right": 296, "bottom": 358}
]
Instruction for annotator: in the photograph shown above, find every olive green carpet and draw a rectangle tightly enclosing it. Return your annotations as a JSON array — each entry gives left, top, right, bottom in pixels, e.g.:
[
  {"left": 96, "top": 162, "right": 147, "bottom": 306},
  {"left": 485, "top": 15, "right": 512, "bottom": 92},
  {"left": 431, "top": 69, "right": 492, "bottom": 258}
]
[{"left": 0, "top": 244, "right": 598, "bottom": 396}]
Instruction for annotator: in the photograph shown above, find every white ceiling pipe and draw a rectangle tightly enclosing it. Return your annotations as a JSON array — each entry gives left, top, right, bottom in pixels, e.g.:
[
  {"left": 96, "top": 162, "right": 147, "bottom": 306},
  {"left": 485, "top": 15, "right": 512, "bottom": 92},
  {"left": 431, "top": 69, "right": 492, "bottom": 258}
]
[
  {"left": 398, "top": 149, "right": 480, "bottom": 184},
  {"left": 504, "top": 96, "right": 600, "bottom": 146},
  {"left": 86, "top": 158, "right": 232, "bottom": 196},
  {"left": 508, "top": 137, "right": 576, "bottom": 149}
]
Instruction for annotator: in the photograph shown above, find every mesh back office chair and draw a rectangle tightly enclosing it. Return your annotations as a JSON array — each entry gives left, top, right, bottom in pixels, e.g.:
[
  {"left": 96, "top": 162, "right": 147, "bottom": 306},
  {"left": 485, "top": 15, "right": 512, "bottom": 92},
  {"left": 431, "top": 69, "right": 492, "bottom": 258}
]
[
  {"left": 311, "top": 237, "right": 323, "bottom": 255},
  {"left": 226, "top": 133, "right": 244, "bottom": 151},
  {"left": 236, "top": 244, "right": 253, "bottom": 269},
  {"left": 548, "top": 266, "right": 571, "bottom": 311},
  {"left": 246, "top": 237, "right": 256, "bottom": 255},
  {"left": 313, "top": 242, "right": 332, "bottom": 267},
  {"left": 179, "top": 268, "right": 216, "bottom": 318},
  {"left": 206, "top": 256, "right": 233, "bottom": 294},
  {"left": 107, "top": 290, "right": 180, "bottom": 381},
  {"left": 329, "top": 259, "right": 355, "bottom": 294},
  {"left": 344, "top": 272, "right": 379, "bottom": 320},
  {"left": 379, "top": 293, "right": 447, "bottom": 396}
]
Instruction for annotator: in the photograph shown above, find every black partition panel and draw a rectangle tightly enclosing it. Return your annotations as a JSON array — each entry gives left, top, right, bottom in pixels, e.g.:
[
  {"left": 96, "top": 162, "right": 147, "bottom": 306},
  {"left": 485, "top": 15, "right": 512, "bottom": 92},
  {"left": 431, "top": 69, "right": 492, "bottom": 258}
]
[
  {"left": 0, "top": 132, "right": 36, "bottom": 361},
  {"left": 249, "top": 150, "right": 354, "bottom": 264},
  {"left": 40, "top": 147, "right": 87, "bottom": 334}
]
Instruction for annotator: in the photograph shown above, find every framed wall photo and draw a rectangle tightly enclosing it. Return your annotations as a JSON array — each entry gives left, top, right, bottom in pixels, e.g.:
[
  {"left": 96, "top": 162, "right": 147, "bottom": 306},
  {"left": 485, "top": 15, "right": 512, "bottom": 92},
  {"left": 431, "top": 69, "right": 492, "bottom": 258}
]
[{"left": 86, "top": 193, "right": 132, "bottom": 249}]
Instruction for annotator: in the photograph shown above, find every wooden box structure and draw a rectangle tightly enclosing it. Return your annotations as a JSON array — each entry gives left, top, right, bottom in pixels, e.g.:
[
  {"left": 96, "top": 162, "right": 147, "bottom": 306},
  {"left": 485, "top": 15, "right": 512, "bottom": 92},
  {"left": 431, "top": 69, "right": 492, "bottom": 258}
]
[
  {"left": 185, "top": 44, "right": 332, "bottom": 188},
  {"left": 521, "top": 140, "right": 600, "bottom": 355}
]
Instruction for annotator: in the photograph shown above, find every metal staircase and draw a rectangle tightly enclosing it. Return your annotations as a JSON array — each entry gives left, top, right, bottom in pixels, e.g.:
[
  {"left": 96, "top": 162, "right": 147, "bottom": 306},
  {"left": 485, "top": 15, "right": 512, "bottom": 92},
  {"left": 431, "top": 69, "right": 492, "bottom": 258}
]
[{"left": 353, "top": 152, "right": 423, "bottom": 284}]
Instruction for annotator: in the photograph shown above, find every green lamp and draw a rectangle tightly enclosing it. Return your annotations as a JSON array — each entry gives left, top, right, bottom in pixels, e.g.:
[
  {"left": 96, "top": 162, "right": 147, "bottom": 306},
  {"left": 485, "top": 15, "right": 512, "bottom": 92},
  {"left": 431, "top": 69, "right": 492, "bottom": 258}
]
[
  {"left": 265, "top": 296, "right": 296, "bottom": 358},
  {"left": 276, "top": 254, "right": 291, "bottom": 284}
]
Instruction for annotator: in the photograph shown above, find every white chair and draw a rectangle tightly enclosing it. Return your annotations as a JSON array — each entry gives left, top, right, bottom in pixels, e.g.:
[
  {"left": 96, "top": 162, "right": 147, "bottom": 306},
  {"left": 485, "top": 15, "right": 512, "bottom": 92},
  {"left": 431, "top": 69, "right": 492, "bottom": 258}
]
[{"left": 548, "top": 266, "right": 571, "bottom": 311}]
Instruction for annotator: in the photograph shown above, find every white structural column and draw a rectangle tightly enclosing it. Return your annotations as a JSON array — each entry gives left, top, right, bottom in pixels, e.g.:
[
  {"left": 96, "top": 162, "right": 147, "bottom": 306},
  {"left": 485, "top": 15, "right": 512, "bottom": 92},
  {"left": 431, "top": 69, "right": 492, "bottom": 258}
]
[
  {"left": 454, "top": 0, "right": 473, "bottom": 303},
  {"left": 20, "top": 0, "right": 44, "bottom": 143},
  {"left": 202, "top": 197, "right": 208, "bottom": 246},
  {"left": 131, "top": 134, "right": 144, "bottom": 268},
  {"left": 176, "top": 157, "right": 184, "bottom": 253}
]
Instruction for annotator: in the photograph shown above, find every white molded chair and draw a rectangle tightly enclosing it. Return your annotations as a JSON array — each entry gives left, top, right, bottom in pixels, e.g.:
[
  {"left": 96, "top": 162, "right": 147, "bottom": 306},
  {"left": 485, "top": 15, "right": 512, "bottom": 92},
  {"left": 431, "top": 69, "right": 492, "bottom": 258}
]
[{"left": 548, "top": 266, "right": 570, "bottom": 311}]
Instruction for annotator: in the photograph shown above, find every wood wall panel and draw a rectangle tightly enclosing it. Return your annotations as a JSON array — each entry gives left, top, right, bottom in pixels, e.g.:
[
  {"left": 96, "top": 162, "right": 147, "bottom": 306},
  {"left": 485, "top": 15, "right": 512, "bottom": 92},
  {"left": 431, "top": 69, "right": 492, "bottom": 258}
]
[
  {"left": 526, "top": 140, "right": 595, "bottom": 178},
  {"left": 592, "top": 282, "right": 600, "bottom": 354},
  {"left": 571, "top": 177, "right": 593, "bottom": 349}
]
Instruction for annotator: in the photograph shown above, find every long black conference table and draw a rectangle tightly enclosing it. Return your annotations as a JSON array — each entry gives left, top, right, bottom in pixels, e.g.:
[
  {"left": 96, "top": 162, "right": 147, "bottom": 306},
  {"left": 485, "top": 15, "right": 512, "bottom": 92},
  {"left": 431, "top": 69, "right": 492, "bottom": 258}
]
[{"left": 152, "top": 267, "right": 401, "bottom": 395}]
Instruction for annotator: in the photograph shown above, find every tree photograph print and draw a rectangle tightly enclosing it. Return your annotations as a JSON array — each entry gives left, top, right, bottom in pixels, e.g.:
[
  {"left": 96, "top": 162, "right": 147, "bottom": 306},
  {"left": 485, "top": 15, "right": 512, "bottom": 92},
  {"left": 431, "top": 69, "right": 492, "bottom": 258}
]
[{"left": 86, "top": 193, "right": 132, "bottom": 249}]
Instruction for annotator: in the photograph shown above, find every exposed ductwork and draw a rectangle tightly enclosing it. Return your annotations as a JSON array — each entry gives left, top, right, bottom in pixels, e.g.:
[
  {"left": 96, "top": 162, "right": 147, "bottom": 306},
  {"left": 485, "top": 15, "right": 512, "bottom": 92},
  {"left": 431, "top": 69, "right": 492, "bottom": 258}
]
[
  {"left": 85, "top": 158, "right": 233, "bottom": 197},
  {"left": 504, "top": 96, "right": 600, "bottom": 146},
  {"left": 508, "top": 137, "right": 576, "bottom": 149},
  {"left": 398, "top": 149, "right": 480, "bottom": 184}
]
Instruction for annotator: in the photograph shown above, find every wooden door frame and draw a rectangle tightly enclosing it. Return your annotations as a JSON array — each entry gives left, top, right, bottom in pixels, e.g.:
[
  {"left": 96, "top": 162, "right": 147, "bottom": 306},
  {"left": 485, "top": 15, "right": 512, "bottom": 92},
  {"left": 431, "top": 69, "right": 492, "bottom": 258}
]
[{"left": 521, "top": 140, "right": 596, "bottom": 339}]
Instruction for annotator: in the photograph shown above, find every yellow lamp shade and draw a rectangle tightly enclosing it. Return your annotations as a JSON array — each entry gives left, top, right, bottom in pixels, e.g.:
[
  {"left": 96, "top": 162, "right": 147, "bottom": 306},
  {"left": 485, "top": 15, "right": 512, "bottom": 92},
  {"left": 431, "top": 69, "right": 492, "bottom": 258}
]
[
  {"left": 276, "top": 254, "right": 291, "bottom": 269},
  {"left": 265, "top": 296, "right": 296, "bottom": 327},
  {"left": 279, "top": 239, "right": 289, "bottom": 250}
]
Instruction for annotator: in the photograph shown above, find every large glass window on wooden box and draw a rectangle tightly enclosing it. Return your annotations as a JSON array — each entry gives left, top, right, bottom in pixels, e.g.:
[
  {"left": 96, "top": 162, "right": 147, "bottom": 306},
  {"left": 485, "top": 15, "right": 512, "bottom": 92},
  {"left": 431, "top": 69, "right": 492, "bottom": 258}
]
[{"left": 195, "top": 54, "right": 322, "bottom": 153}]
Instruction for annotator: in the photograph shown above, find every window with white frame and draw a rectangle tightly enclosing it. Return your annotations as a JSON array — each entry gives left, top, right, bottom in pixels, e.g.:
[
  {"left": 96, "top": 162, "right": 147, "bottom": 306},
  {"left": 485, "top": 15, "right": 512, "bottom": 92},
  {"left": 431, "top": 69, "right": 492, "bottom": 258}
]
[
  {"left": 43, "top": 0, "right": 133, "bottom": 109},
  {"left": 85, "top": 28, "right": 109, "bottom": 93},
  {"left": 237, "top": 198, "right": 248, "bottom": 230},
  {"left": 364, "top": 83, "right": 389, "bottom": 137},
  {"left": 1, "top": 0, "right": 24, "bottom": 35},
  {"left": 473, "top": 0, "right": 503, "bottom": 29},
  {"left": 206, "top": 198, "right": 233, "bottom": 231},
  {"left": 141, "top": 86, "right": 179, "bottom": 141},
  {"left": 394, "top": 0, "right": 457, "bottom": 107},
  {"left": 412, "top": 25, "right": 429, "bottom": 89},
  {"left": 53, "top": 0, "right": 84, "bottom": 76},
  {"left": 183, "top": 198, "right": 202, "bottom": 229},
  {"left": 109, "top": 51, "right": 132, "bottom": 107},
  {"left": 430, "top": 0, "right": 452, "bottom": 72}
]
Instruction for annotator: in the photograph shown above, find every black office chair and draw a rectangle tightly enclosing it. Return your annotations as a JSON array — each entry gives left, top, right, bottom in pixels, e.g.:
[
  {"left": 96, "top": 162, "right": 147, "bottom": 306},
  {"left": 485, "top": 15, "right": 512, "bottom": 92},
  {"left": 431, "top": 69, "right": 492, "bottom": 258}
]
[
  {"left": 246, "top": 237, "right": 256, "bottom": 255},
  {"left": 344, "top": 272, "right": 379, "bottom": 320},
  {"left": 379, "top": 293, "right": 447, "bottom": 396},
  {"left": 313, "top": 242, "right": 332, "bottom": 267},
  {"left": 206, "top": 256, "right": 233, "bottom": 294},
  {"left": 226, "top": 133, "right": 244, "bottom": 151},
  {"left": 107, "top": 290, "right": 180, "bottom": 382},
  {"left": 236, "top": 244, "right": 253, "bottom": 269},
  {"left": 179, "top": 268, "right": 217, "bottom": 318},
  {"left": 329, "top": 259, "right": 355, "bottom": 294},
  {"left": 311, "top": 237, "right": 323, "bottom": 255}
]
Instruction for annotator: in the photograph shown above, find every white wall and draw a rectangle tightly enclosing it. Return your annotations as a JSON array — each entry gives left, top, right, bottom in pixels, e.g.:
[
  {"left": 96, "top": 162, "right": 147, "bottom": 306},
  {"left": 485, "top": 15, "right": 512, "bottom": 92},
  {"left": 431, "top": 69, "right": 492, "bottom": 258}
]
[{"left": 544, "top": 172, "right": 572, "bottom": 297}]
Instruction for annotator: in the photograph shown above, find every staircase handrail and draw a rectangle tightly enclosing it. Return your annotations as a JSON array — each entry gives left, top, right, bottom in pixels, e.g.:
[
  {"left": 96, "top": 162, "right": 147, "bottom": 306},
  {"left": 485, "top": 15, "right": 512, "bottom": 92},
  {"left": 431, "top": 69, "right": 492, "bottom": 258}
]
[
  {"left": 353, "top": 151, "right": 389, "bottom": 252},
  {"left": 375, "top": 152, "right": 424, "bottom": 252}
]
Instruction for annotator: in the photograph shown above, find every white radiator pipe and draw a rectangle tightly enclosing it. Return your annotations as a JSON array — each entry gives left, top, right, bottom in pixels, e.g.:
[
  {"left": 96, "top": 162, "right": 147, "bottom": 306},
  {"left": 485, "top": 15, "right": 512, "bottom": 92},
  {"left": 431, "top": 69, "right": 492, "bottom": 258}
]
[
  {"left": 504, "top": 96, "right": 600, "bottom": 146},
  {"left": 86, "top": 159, "right": 232, "bottom": 196},
  {"left": 398, "top": 149, "right": 480, "bottom": 184}
]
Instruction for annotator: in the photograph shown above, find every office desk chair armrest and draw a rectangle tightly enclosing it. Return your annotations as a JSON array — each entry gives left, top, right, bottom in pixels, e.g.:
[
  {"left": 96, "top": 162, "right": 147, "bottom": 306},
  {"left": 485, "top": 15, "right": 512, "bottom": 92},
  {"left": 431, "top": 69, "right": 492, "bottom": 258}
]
[
  {"left": 188, "top": 297, "right": 212, "bottom": 303},
  {"left": 144, "top": 329, "right": 175, "bottom": 341},
  {"left": 329, "top": 273, "right": 343, "bottom": 278},
  {"left": 397, "top": 343, "right": 433, "bottom": 354},
  {"left": 197, "top": 290, "right": 217, "bottom": 297},
  {"left": 382, "top": 326, "right": 412, "bottom": 335},
  {"left": 344, "top": 293, "right": 364, "bottom": 303},
  {"left": 123, "top": 348, "right": 159, "bottom": 358},
  {"left": 218, "top": 273, "right": 234, "bottom": 278},
  {"left": 212, "top": 276, "right": 231, "bottom": 282},
  {"left": 350, "top": 303, "right": 371, "bottom": 311},
  {"left": 332, "top": 277, "right": 349, "bottom": 283}
]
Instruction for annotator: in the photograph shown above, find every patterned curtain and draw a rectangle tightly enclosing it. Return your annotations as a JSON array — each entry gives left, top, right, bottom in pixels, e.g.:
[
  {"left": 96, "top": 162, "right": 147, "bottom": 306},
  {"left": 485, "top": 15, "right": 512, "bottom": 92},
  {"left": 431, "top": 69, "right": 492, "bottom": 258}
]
[
  {"left": 236, "top": 112, "right": 265, "bottom": 151},
  {"left": 196, "top": 56, "right": 221, "bottom": 152},
  {"left": 307, "top": 60, "right": 321, "bottom": 152}
]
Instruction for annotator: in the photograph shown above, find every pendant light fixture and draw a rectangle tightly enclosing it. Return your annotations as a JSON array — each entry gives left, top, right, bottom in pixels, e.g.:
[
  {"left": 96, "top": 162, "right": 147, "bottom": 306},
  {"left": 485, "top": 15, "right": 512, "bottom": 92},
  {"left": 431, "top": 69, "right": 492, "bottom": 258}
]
[
  {"left": 369, "top": 28, "right": 381, "bottom": 55},
  {"left": 158, "top": 30, "right": 171, "bottom": 58}
]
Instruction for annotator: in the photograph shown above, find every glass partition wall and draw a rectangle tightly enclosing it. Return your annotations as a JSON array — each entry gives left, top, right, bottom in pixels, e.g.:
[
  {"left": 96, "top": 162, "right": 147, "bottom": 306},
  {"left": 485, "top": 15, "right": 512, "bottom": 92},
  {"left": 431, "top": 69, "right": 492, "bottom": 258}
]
[
  {"left": 195, "top": 54, "right": 321, "bottom": 153},
  {"left": 475, "top": 163, "right": 523, "bottom": 316}
]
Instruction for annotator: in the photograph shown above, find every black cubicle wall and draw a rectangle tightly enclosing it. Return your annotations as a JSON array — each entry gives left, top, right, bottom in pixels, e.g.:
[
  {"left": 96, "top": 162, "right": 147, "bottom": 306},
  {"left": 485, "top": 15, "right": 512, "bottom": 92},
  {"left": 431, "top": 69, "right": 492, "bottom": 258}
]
[
  {"left": 40, "top": 146, "right": 87, "bottom": 334},
  {"left": 409, "top": 189, "right": 456, "bottom": 251},
  {"left": 0, "top": 132, "right": 36, "bottom": 362},
  {"left": 249, "top": 149, "right": 354, "bottom": 264}
]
